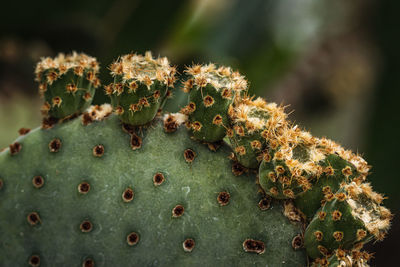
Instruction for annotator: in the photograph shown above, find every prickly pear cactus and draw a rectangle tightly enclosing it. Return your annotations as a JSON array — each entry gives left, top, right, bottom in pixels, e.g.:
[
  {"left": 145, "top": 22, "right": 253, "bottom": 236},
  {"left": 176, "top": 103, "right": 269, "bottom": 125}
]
[
  {"left": 0, "top": 112, "right": 305, "bottom": 266},
  {"left": 0, "top": 51, "right": 392, "bottom": 266}
]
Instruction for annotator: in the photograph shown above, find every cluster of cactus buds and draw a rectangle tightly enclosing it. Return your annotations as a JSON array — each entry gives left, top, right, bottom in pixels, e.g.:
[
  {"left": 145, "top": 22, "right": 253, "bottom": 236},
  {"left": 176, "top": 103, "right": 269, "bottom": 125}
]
[
  {"left": 35, "top": 52, "right": 100, "bottom": 120},
  {"left": 29, "top": 52, "right": 392, "bottom": 266},
  {"left": 178, "top": 62, "right": 392, "bottom": 265}
]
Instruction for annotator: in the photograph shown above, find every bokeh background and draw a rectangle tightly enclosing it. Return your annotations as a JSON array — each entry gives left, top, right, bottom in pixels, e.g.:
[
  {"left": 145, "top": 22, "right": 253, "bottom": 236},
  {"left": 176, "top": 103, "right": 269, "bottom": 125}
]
[{"left": 0, "top": 0, "right": 398, "bottom": 265}]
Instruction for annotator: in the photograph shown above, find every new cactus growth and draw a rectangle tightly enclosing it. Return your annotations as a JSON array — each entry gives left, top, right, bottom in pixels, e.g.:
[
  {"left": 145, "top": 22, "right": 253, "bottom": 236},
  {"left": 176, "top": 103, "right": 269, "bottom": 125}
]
[
  {"left": 312, "top": 249, "right": 371, "bottom": 267},
  {"left": 304, "top": 182, "right": 391, "bottom": 259},
  {"left": 35, "top": 52, "right": 100, "bottom": 120},
  {"left": 295, "top": 138, "right": 370, "bottom": 220},
  {"left": 181, "top": 64, "right": 247, "bottom": 142},
  {"left": 259, "top": 128, "right": 324, "bottom": 199},
  {"left": 228, "top": 96, "right": 287, "bottom": 169},
  {"left": 0, "top": 51, "right": 392, "bottom": 266},
  {"left": 106, "top": 52, "right": 176, "bottom": 125}
]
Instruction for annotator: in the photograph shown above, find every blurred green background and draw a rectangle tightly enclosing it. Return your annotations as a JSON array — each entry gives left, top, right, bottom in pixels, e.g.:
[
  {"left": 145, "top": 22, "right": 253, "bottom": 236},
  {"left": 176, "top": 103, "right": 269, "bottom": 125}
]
[{"left": 0, "top": 0, "right": 398, "bottom": 265}]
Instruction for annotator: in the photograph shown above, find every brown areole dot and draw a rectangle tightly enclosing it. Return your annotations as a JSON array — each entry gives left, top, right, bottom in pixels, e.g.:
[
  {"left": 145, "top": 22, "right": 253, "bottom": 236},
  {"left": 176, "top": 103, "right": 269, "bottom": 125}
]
[
  {"left": 92, "top": 145, "right": 104, "bottom": 157},
  {"left": 49, "top": 139, "right": 61, "bottom": 153},
  {"left": 183, "top": 238, "right": 195, "bottom": 252},
  {"left": 217, "top": 191, "right": 230, "bottom": 206},
  {"left": 212, "top": 114, "right": 223, "bottom": 125},
  {"left": 9, "top": 142, "right": 22, "bottom": 155},
  {"left": 82, "top": 258, "right": 94, "bottom": 267},
  {"left": 27, "top": 212, "right": 41, "bottom": 226},
  {"left": 318, "top": 211, "right": 327, "bottom": 220},
  {"left": 18, "top": 128, "right": 31, "bottom": 135},
  {"left": 80, "top": 220, "right": 93, "bottom": 233},
  {"left": 153, "top": 173, "right": 165, "bottom": 186},
  {"left": 203, "top": 95, "right": 214, "bottom": 107},
  {"left": 231, "top": 162, "right": 245, "bottom": 176},
  {"left": 130, "top": 133, "right": 142, "bottom": 150},
  {"left": 126, "top": 232, "right": 140, "bottom": 246},
  {"left": 184, "top": 149, "right": 196, "bottom": 163},
  {"left": 314, "top": 231, "right": 323, "bottom": 241},
  {"left": 258, "top": 197, "right": 271, "bottom": 210},
  {"left": 29, "top": 254, "right": 40, "bottom": 267},
  {"left": 164, "top": 115, "right": 178, "bottom": 133},
  {"left": 172, "top": 205, "right": 184, "bottom": 217},
  {"left": 242, "top": 239, "right": 265, "bottom": 254},
  {"left": 122, "top": 188, "right": 134, "bottom": 202},
  {"left": 32, "top": 176, "right": 44, "bottom": 189},
  {"left": 78, "top": 182, "right": 90, "bottom": 194},
  {"left": 292, "top": 234, "right": 303, "bottom": 250},
  {"left": 333, "top": 231, "right": 344, "bottom": 242},
  {"left": 332, "top": 210, "right": 342, "bottom": 221},
  {"left": 0, "top": 178, "right": 3, "bottom": 190}
]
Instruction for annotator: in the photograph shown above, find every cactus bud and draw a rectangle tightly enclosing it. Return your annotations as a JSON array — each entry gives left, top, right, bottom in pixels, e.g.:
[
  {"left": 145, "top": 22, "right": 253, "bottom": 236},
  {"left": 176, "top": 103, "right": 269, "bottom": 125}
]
[
  {"left": 304, "top": 182, "right": 392, "bottom": 259},
  {"left": 182, "top": 64, "right": 247, "bottom": 142},
  {"left": 107, "top": 51, "right": 176, "bottom": 125},
  {"left": 228, "top": 96, "right": 287, "bottom": 168},
  {"left": 35, "top": 52, "right": 100, "bottom": 119}
]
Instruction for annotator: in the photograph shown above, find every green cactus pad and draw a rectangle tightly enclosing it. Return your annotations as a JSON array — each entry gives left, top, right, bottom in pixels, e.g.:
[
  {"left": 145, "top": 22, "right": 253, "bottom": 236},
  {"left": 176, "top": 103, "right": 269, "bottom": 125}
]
[
  {"left": 106, "top": 52, "right": 176, "bottom": 125},
  {"left": 228, "top": 97, "right": 287, "bottom": 169},
  {"left": 304, "top": 182, "right": 391, "bottom": 259},
  {"left": 181, "top": 64, "right": 247, "bottom": 142},
  {"left": 0, "top": 113, "right": 306, "bottom": 266},
  {"left": 35, "top": 52, "right": 100, "bottom": 119}
]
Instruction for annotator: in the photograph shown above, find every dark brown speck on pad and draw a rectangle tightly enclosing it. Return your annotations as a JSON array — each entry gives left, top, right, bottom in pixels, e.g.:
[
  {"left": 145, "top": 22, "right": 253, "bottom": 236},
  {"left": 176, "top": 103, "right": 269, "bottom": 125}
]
[
  {"left": 28, "top": 255, "right": 40, "bottom": 267},
  {"left": 80, "top": 220, "right": 93, "bottom": 233},
  {"left": 92, "top": 145, "right": 104, "bottom": 157},
  {"left": 32, "top": 176, "right": 44, "bottom": 189},
  {"left": 183, "top": 238, "right": 195, "bottom": 252},
  {"left": 27, "top": 212, "right": 41, "bottom": 226},
  {"left": 82, "top": 258, "right": 94, "bottom": 267},
  {"left": 78, "top": 182, "right": 90, "bottom": 194},
  {"left": 242, "top": 239, "right": 265, "bottom": 254},
  {"left": 130, "top": 133, "right": 142, "bottom": 150},
  {"left": 184, "top": 149, "right": 196, "bottom": 163},
  {"left": 49, "top": 139, "right": 61, "bottom": 152},
  {"left": 217, "top": 191, "right": 230, "bottom": 206},
  {"left": 172, "top": 205, "right": 184, "bottom": 217},
  {"left": 153, "top": 173, "right": 165, "bottom": 186},
  {"left": 122, "top": 188, "right": 134, "bottom": 202},
  {"left": 126, "top": 232, "right": 139, "bottom": 246}
]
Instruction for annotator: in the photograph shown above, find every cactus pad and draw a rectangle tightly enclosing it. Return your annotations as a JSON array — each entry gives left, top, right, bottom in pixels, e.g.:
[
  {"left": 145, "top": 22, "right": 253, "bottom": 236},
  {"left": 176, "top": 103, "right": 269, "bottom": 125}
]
[{"left": 0, "top": 113, "right": 306, "bottom": 266}]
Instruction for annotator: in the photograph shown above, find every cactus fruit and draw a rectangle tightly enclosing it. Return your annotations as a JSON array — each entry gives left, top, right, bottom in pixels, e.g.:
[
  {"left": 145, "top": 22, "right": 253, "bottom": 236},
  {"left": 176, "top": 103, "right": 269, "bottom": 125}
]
[
  {"left": 180, "top": 64, "right": 247, "bottom": 142},
  {"left": 228, "top": 96, "right": 287, "bottom": 169},
  {"left": 304, "top": 182, "right": 392, "bottom": 259},
  {"left": 106, "top": 51, "right": 176, "bottom": 125},
  {"left": 35, "top": 52, "right": 100, "bottom": 120},
  {"left": 0, "top": 51, "right": 392, "bottom": 266}
]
